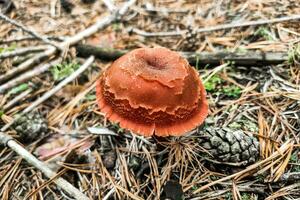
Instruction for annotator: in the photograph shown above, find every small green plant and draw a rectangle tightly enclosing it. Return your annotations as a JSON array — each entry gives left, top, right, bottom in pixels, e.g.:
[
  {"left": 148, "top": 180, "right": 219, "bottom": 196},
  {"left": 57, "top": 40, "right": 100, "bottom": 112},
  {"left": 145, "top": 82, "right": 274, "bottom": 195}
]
[
  {"left": 241, "top": 193, "right": 252, "bottom": 200},
  {"left": 8, "top": 83, "right": 29, "bottom": 95},
  {"left": 112, "top": 23, "right": 122, "bottom": 31},
  {"left": 195, "top": 56, "right": 199, "bottom": 70},
  {"left": 256, "top": 174, "right": 266, "bottom": 182},
  {"left": 225, "top": 192, "right": 232, "bottom": 200},
  {"left": 222, "top": 85, "right": 241, "bottom": 98},
  {"left": 204, "top": 71, "right": 241, "bottom": 98},
  {"left": 229, "top": 118, "right": 258, "bottom": 132},
  {"left": 110, "top": 122, "right": 124, "bottom": 133},
  {"left": 0, "top": 110, "right": 4, "bottom": 118},
  {"left": 85, "top": 94, "right": 96, "bottom": 101},
  {"left": 290, "top": 151, "right": 300, "bottom": 172},
  {"left": 51, "top": 61, "right": 80, "bottom": 81},
  {"left": 254, "top": 27, "right": 275, "bottom": 41},
  {"left": 0, "top": 43, "right": 17, "bottom": 54},
  {"left": 288, "top": 44, "right": 300, "bottom": 64},
  {"left": 236, "top": 46, "right": 248, "bottom": 53},
  {"left": 204, "top": 75, "right": 222, "bottom": 92},
  {"left": 191, "top": 185, "right": 198, "bottom": 191}
]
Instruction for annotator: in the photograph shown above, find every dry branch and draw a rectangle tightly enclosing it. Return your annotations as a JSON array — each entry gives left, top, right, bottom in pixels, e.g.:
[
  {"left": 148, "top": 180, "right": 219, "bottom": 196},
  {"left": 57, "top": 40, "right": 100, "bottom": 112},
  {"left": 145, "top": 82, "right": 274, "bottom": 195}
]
[
  {"left": 0, "top": 46, "right": 48, "bottom": 59},
  {"left": 76, "top": 44, "right": 288, "bottom": 65},
  {"left": 1, "top": 56, "right": 94, "bottom": 132},
  {"left": 6, "top": 140, "right": 89, "bottom": 200},
  {"left": 0, "top": 58, "right": 62, "bottom": 93},
  {"left": 0, "top": 0, "right": 136, "bottom": 90},
  {"left": 0, "top": 13, "right": 60, "bottom": 48},
  {"left": 181, "top": 51, "right": 288, "bottom": 65},
  {"left": 102, "top": 0, "right": 117, "bottom": 12},
  {"left": 3, "top": 88, "right": 32, "bottom": 111},
  {"left": 130, "top": 14, "right": 300, "bottom": 37},
  {"left": 0, "top": 47, "right": 57, "bottom": 84},
  {"left": 0, "top": 56, "right": 94, "bottom": 200},
  {"left": 0, "top": 0, "right": 136, "bottom": 93},
  {"left": 0, "top": 36, "right": 65, "bottom": 44}
]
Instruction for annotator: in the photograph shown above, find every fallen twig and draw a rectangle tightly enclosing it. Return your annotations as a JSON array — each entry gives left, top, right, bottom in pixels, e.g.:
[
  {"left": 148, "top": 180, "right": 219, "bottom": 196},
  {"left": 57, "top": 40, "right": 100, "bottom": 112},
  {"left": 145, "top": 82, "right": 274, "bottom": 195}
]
[
  {"left": 0, "top": 0, "right": 136, "bottom": 86},
  {"left": 0, "top": 56, "right": 94, "bottom": 200},
  {"left": 0, "top": 35, "right": 65, "bottom": 44},
  {"left": 279, "top": 172, "right": 300, "bottom": 182},
  {"left": 23, "top": 56, "right": 94, "bottom": 114},
  {"left": 1, "top": 56, "right": 94, "bottom": 132},
  {"left": 76, "top": 44, "right": 126, "bottom": 60},
  {"left": 76, "top": 44, "right": 289, "bottom": 65},
  {"left": 3, "top": 88, "right": 33, "bottom": 111},
  {"left": 0, "top": 13, "right": 60, "bottom": 49},
  {"left": 0, "top": 58, "right": 62, "bottom": 93},
  {"left": 102, "top": 0, "right": 117, "bottom": 12},
  {"left": 130, "top": 14, "right": 300, "bottom": 37},
  {"left": 0, "top": 45, "right": 48, "bottom": 59},
  {"left": 5, "top": 140, "right": 89, "bottom": 200},
  {"left": 0, "top": 47, "right": 57, "bottom": 84}
]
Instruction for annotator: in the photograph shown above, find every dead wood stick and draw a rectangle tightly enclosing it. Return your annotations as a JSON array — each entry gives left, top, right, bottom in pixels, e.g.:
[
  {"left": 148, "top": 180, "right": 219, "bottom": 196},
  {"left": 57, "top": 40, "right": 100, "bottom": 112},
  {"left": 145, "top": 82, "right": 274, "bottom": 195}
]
[
  {"left": 102, "top": 0, "right": 117, "bottom": 12},
  {"left": 0, "top": 58, "right": 62, "bottom": 93},
  {"left": 76, "top": 44, "right": 288, "bottom": 65},
  {"left": 76, "top": 44, "right": 126, "bottom": 60},
  {"left": 0, "top": 13, "right": 60, "bottom": 49},
  {"left": 0, "top": 0, "right": 136, "bottom": 85},
  {"left": 130, "top": 14, "right": 300, "bottom": 37},
  {"left": 3, "top": 88, "right": 32, "bottom": 111},
  {"left": 0, "top": 56, "right": 94, "bottom": 200},
  {"left": 0, "top": 45, "right": 48, "bottom": 59},
  {"left": 279, "top": 172, "right": 300, "bottom": 182},
  {"left": 0, "top": 47, "right": 57, "bottom": 84},
  {"left": 0, "top": 56, "right": 94, "bottom": 132},
  {"left": 0, "top": 36, "right": 65, "bottom": 44},
  {"left": 6, "top": 140, "right": 89, "bottom": 200}
]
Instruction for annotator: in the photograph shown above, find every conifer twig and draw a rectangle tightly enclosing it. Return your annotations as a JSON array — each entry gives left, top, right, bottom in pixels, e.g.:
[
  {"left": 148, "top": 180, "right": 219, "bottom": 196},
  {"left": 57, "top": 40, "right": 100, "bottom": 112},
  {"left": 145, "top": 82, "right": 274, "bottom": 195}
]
[
  {"left": 0, "top": 13, "right": 61, "bottom": 49},
  {"left": 0, "top": 56, "right": 94, "bottom": 200}
]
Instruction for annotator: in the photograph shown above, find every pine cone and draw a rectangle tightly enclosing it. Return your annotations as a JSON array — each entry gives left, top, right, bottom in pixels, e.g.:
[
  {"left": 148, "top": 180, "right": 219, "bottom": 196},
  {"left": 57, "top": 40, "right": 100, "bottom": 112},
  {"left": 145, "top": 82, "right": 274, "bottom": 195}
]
[
  {"left": 198, "top": 127, "right": 259, "bottom": 165},
  {"left": 181, "top": 26, "right": 201, "bottom": 51},
  {"left": 13, "top": 112, "right": 48, "bottom": 143}
]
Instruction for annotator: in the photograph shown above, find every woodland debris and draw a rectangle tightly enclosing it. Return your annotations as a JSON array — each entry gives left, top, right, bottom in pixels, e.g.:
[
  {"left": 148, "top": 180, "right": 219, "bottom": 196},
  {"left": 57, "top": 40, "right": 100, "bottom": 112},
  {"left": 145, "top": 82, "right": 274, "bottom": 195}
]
[{"left": 76, "top": 44, "right": 289, "bottom": 65}]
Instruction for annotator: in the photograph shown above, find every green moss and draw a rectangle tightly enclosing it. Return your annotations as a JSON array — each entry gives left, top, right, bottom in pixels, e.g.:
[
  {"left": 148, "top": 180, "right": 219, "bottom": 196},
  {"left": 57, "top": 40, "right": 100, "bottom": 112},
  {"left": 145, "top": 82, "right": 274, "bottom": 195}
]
[
  {"left": 222, "top": 85, "right": 241, "bottom": 98},
  {"left": 204, "top": 75, "right": 222, "bottom": 92},
  {"left": 204, "top": 75, "right": 241, "bottom": 98}
]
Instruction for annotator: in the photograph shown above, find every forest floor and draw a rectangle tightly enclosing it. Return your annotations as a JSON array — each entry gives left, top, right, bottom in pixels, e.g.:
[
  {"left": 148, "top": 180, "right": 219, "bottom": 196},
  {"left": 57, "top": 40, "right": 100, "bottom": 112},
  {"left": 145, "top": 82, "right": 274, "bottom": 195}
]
[{"left": 0, "top": 0, "right": 300, "bottom": 199}]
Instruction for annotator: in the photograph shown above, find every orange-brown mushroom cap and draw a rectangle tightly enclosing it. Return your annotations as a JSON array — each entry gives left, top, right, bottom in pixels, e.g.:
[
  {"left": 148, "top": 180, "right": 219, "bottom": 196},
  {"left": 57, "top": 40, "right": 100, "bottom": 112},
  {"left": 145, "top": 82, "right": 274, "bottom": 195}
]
[{"left": 96, "top": 47, "right": 208, "bottom": 137}]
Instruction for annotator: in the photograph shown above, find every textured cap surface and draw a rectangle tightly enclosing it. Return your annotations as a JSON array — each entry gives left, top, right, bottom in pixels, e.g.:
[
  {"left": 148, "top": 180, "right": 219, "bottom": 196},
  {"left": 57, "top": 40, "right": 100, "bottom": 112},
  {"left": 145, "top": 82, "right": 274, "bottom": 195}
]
[{"left": 96, "top": 47, "right": 208, "bottom": 137}]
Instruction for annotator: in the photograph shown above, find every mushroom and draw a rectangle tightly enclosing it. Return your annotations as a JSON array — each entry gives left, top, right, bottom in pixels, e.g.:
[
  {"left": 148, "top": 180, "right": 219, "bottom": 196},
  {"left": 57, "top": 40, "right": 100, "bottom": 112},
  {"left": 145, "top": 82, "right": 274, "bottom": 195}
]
[{"left": 96, "top": 47, "right": 208, "bottom": 137}]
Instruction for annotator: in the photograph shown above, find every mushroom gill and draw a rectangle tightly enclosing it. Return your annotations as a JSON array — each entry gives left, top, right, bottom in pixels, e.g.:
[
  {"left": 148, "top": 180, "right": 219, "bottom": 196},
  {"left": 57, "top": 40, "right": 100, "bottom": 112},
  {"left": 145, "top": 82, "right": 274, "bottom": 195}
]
[{"left": 96, "top": 47, "right": 208, "bottom": 137}]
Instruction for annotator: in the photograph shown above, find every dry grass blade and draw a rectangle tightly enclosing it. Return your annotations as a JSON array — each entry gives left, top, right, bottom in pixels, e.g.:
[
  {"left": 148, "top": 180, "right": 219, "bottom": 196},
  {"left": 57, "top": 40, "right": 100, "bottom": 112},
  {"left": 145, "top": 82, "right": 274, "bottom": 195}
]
[{"left": 48, "top": 80, "right": 97, "bottom": 126}]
